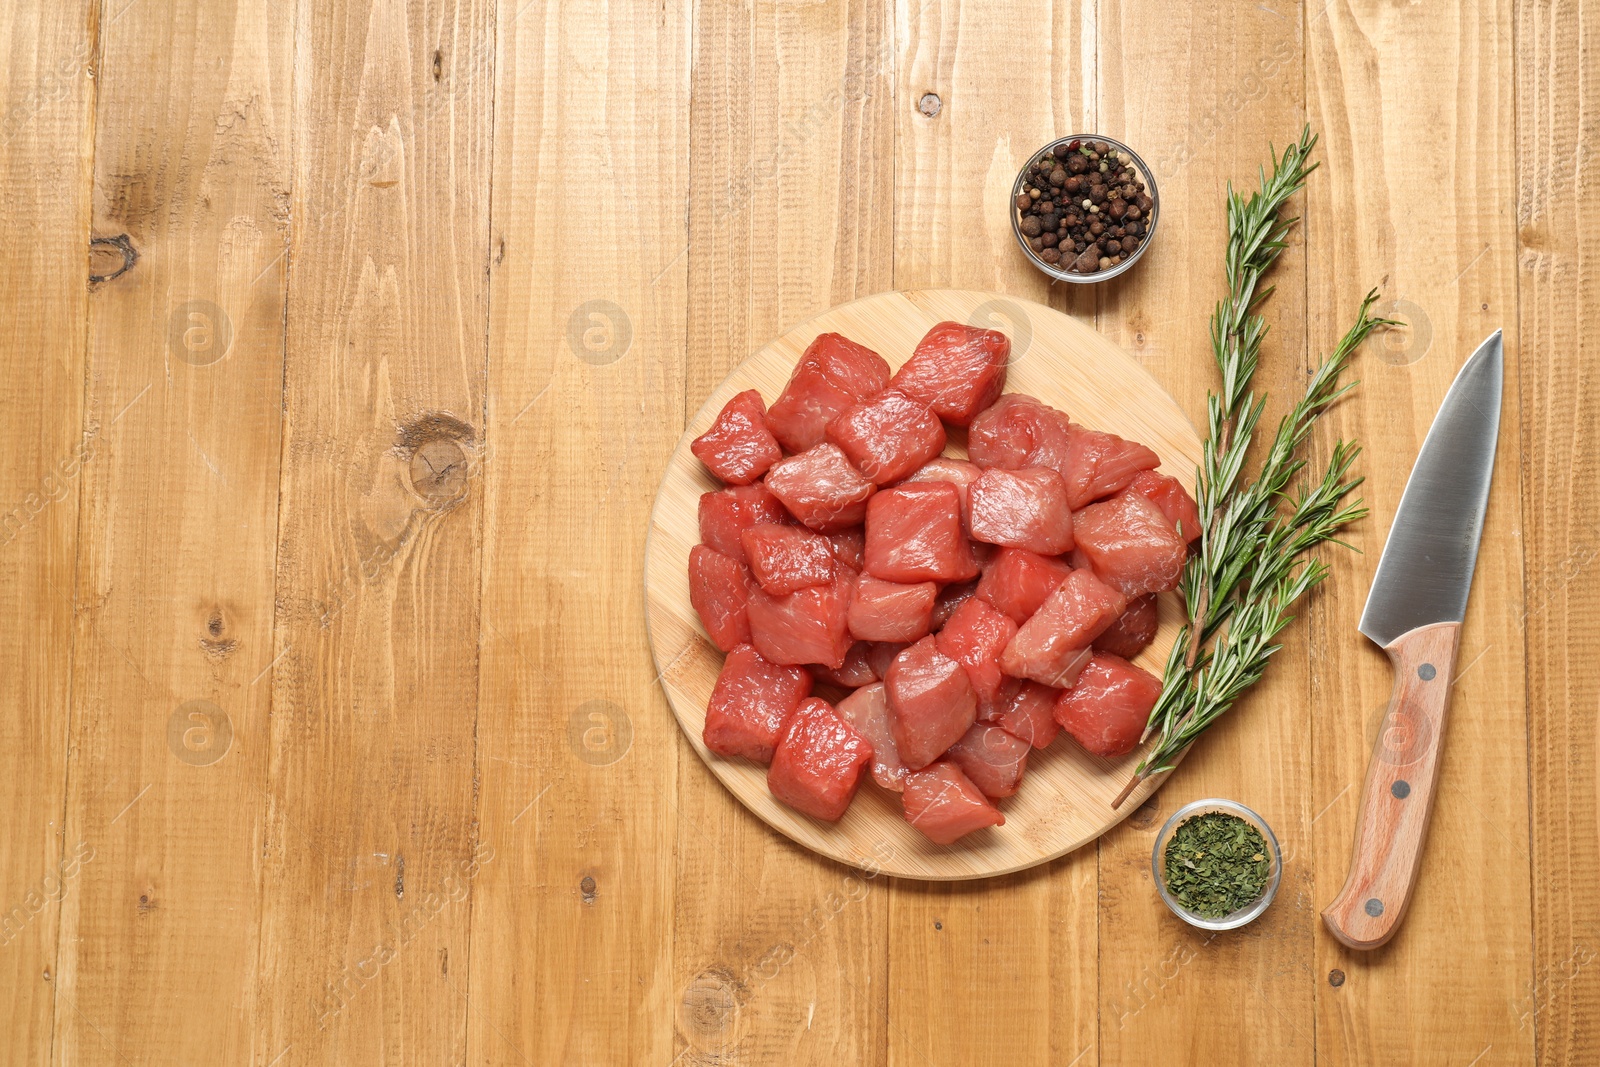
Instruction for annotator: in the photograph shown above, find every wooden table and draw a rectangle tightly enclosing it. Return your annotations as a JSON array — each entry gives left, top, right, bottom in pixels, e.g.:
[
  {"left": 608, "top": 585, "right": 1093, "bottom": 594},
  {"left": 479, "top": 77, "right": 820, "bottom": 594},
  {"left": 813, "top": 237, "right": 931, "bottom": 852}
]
[{"left": 0, "top": 1, "right": 1592, "bottom": 1064}]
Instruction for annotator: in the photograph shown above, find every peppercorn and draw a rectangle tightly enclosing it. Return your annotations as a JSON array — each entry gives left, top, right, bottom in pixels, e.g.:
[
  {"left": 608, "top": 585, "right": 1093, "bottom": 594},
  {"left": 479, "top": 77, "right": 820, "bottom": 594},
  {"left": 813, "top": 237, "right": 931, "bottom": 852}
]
[{"left": 1017, "top": 139, "right": 1153, "bottom": 275}]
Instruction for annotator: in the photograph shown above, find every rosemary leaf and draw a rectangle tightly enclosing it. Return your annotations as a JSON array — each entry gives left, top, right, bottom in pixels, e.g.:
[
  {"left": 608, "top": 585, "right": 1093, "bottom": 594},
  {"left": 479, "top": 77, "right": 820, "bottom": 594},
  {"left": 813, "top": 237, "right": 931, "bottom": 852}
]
[{"left": 1113, "top": 127, "right": 1396, "bottom": 806}]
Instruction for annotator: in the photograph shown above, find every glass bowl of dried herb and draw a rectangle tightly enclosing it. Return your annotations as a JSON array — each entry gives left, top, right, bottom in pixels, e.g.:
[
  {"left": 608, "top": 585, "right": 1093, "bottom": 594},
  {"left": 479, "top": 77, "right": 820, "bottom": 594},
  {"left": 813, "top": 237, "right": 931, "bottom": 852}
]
[{"left": 1152, "top": 799, "right": 1282, "bottom": 931}]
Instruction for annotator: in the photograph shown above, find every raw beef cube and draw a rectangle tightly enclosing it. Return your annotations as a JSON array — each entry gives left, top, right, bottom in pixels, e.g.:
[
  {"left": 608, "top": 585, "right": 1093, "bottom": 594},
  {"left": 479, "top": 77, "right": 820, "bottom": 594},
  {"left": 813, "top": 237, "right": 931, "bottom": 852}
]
[
  {"left": 890, "top": 322, "right": 1010, "bottom": 426},
  {"left": 765, "top": 444, "right": 877, "bottom": 532},
  {"left": 688, "top": 544, "right": 753, "bottom": 652},
  {"left": 931, "top": 579, "right": 979, "bottom": 630},
  {"left": 836, "top": 682, "right": 907, "bottom": 791},
  {"left": 747, "top": 574, "right": 855, "bottom": 668},
  {"left": 825, "top": 528, "right": 866, "bottom": 572},
  {"left": 981, "top": 679, "right": 1061, "bottom": 749},
  {"left": 864, "top": 482, "right": 977, "bottom": 583},
  {"left": 1053, "top": 652, "right": 1162, "bottom": 758},
  {"left": 703, "top": 644, "right": 813, "bottom": 763},
  {"left": 1093, "top": 594, "right": 1159, "bottom": 659},
  {"left": 1000, "top": 569, "right": 1127, "bottom": 687},
  {"left": 967, "top": 393, "right": 1074, "bottom": 473},
  {"left": 968, "top": 467, "right": 1076, "bottom": 555},
  {"left": 976, "top": 547, "right": 1073, "bottom": 624},
  {"left": 885, "top": 636, "right": 978, "bottom": 770},
  {"left": 1073, "top": 489, "right": 1187, "bottom": 596},
  {"left": 1059, "top": 424, "right": 1160, "bottom": 508},
  {"left": 699, "top": 483, "right": 789, "bottom": 564},
  {"left": 810, "top": 641, "right": 879, "bottom": 688},
  {"left": 905, "top": 456, "right": 983, "bottom": 532},
  {"left": 901, "top": 761, "right": 1005, "bottom": 844},
  {"left": 848, "top": 574, "right": 937, "bottom": 643},
  {"left": 946, "top": 723, "right": 1030, "bottom": 798},
  {"left": 765, "top": 333, "right": 892, "bottom": 453},
  {"left": 1127, "top": 469, "right": 1203, "bottom": 543},
  {"left": 826, "top": 389, "right": 946, "bottom": 485},
  {"left": 691, "top": 389, "right": 783, "bottom": 485},
  {"left": 741, "top": 524, "right": 837, "bottom": 595},
  {"left": 935, "top": 597, "right": 1019, "bottom": 703},
  {"left": 767, "top": 698, "right": 874, "bottom": 821},
  {"left": 866, "top": 641, "right": 909, "bottom": 679}
]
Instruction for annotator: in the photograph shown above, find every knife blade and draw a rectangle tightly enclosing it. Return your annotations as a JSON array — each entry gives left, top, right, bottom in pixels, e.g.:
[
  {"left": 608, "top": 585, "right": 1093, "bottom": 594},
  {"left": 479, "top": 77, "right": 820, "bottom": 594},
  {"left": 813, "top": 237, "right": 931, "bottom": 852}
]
[
  {"left": 1323, "top": 329, "right": 1504, "bottom": 951},
  {"left": 1358, "top": 330, "right": 1504, "bottom": 646}
]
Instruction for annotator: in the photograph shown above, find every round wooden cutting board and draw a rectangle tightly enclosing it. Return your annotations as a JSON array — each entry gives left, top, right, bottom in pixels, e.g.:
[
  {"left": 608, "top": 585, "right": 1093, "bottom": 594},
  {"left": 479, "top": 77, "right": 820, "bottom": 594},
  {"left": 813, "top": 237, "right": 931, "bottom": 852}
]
[{"left": 644, "top": 289, "right": 1203, "bottom": 880}]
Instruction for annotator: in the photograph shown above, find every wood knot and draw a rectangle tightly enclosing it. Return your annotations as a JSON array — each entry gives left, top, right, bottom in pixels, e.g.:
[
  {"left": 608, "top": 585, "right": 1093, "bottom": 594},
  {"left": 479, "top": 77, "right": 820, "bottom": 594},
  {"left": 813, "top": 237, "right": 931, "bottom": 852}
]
[
  {"left": 89, "top": 235, "right": 137, "bottom": 284},
  {"left": 579, "top": 875, "right": 597, "bottom": 904},
  {"left": 1127, "top": 794, "right": 1162, "bottom": 831},
  {"left": 917, "top": 92, "right": 942, "bottom": 118},
  {"left": 397, "top": 413, "right": 476, "bottom": 507},
  {"left": 199, "top": 606, "right": 237, "bottom": 658},
  {"left": 676, "top": 967, "right": 745, "bottom": 1051},
  {"left": 409, "top": 439, "right": 467, "bottom": 504}
]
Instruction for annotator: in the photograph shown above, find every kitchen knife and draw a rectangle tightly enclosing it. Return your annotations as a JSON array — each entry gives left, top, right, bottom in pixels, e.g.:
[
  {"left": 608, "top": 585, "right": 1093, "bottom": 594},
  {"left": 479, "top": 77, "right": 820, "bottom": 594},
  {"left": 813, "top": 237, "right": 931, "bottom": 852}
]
[{"left": 1322, "top": 330, "right": 1504, "bottom": 950}]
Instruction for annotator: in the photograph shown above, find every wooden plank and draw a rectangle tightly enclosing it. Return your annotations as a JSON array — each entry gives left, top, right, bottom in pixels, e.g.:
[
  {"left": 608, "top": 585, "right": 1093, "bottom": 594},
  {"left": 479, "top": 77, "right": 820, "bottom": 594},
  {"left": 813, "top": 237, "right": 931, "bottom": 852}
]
[
  {"left": 0, "top": 1, "right": 94, "bottom": 1063},
  {"left": 462, "top": 1, "right": 689, "bottom": 1063},
  {"left": 46, "top": 2, "right": 291, "bottom": 1064},
  {"left": 889, "top": 1, "right": 1100, "bottom": 1061},
  {"left": 1515, "top": 0, "right": 1600, "bottom": 1061},
  {"left": 671, "top": 0, "right": 895, "bottom": 1061},
  {"left": 256, "top": 1, "right": 493, "bottom": 1062},
  {"left": 1093, "top": 3, "right": 1316, "bottom": 1063},
  {"left": 1307, "top": 1, "right": 1532, "bottom": 1063}
]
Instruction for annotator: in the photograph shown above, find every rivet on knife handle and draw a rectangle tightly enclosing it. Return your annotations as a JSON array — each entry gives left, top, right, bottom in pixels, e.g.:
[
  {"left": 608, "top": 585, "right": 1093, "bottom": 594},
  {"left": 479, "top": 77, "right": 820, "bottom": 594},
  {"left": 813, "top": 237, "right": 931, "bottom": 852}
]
[{"left": 1322, "top": 620, "right": 1461, "bottom": 950}]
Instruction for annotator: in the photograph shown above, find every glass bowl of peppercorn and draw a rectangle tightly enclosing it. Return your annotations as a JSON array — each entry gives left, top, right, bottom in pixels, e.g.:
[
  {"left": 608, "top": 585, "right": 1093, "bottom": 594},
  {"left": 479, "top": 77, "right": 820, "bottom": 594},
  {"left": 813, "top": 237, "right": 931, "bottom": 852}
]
[
  {"left": 1152, "top": 798, "right": 1282, "bottom": 932},
  {"left": 1012, "top": 135, "right": 1159, "bottom": 282}
]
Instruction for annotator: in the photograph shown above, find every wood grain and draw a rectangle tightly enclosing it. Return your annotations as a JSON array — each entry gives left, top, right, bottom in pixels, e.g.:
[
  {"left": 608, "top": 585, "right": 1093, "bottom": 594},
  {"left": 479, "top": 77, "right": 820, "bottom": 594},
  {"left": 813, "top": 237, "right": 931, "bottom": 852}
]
[
  {"left": 1517, "top": 0, "right": 1600, "bottom": 1059},
  {"left": 257, "top": 2, "right": 492, "bottom": 1062},
  {"left": 463, "top": 0, "right": 689, "bottom": 1063},
  {"left": 0, "top": 0, "right": 1590, "bottom": 1062},
  {"left": 888, "top": 2, "right": 1103, "bottom": 1058},
  {"left": 51, "top": 2, "right": 291, "bottom": 1064},
  {"left": 1094, "top": 3, "right": 1317, "bottom": 1063},
  {"left": 1307, "top": 0, "right": 1533, "bottom": 1063},
  {"left": 647, "top": 289, "right": 1199, "bottom": 879},
  {"left": 0, "top": 2, "right": 94, "bottom": 1063},
  {"left": 1323, "top": 622, "right": 1463, "bottom": 950},
  {"left": 672, "top": 0, "right": 895, "bottom": 1061}
]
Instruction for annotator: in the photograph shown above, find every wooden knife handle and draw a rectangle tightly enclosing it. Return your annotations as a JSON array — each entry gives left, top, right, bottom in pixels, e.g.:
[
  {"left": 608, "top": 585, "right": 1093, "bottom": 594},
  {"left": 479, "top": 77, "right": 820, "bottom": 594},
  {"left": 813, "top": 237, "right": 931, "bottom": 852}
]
[{"left": 1322, "top": 621, "right": 1462, "bottom": 950}]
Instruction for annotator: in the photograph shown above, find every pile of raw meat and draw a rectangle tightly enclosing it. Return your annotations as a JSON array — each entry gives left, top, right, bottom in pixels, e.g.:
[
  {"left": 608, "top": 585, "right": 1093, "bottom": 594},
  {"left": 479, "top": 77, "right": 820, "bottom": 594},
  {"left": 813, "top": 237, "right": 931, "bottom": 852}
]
[{"left": 687, "top": 323, "right": 1198, "bottom": 844}]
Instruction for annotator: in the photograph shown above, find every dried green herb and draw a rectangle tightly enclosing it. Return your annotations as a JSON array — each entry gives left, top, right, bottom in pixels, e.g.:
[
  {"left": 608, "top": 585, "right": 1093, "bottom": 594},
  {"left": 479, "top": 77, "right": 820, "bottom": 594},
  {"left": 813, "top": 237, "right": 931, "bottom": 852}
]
[{"left": 1162, "top": 812, "right": 1270, "bottom": 919}]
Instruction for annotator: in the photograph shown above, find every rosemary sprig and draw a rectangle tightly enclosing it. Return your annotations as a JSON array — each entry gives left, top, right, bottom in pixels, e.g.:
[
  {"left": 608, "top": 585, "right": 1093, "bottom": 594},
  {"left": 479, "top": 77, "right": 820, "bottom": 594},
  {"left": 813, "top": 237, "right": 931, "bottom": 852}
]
[{"left": 1111, "top": 128, "right": 1393, "bottom": 808}]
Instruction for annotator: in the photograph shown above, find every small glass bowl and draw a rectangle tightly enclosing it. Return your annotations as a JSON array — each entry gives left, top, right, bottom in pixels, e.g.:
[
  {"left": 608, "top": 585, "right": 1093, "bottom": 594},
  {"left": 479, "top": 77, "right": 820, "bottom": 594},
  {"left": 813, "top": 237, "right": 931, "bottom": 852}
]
[
  {"left": 1152, "top": 798, "right": 1282, "bottom": 931},
  {"left": 1011, "top": 134, "right": 1160, "bottom": 284}
]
